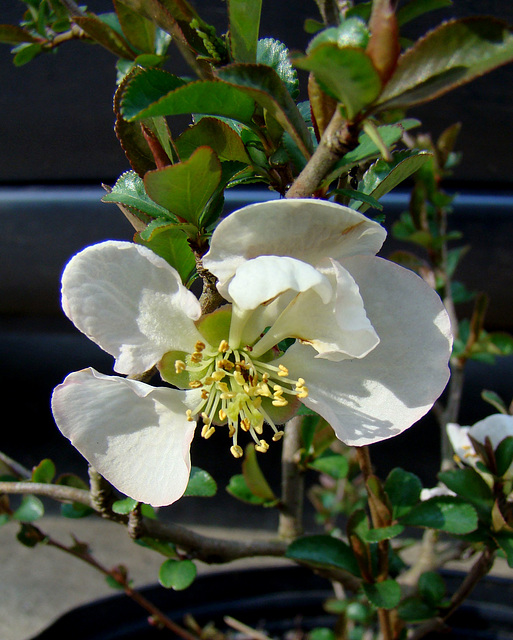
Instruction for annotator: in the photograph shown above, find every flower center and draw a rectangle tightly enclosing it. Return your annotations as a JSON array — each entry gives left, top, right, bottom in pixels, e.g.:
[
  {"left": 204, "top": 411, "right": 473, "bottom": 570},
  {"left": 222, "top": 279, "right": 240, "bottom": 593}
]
[{"left": 176, "top": 339, "right": 308, "bottom": 458}]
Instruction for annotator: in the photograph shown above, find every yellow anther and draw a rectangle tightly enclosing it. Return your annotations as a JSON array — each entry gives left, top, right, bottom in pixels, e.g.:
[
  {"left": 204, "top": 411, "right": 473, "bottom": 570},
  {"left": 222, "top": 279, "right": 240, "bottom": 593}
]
[
  {"left": 296, "top": 386, "right": 309, "bottom": 399},
  {"left": 256, "top": 382, "right": 272, "bottom": 397},
  {"left": 201, "top": 412, "right": 211, "bottom": 426},
  {"left": 272, "top": 398, "right": 288, "bottom": 407},
  {"left": 228, "top": 424, "right": 236, "bottom": 437},
  {"left": 186, "top": 409, "right": 194, "bottom": 422},
  {"left": 218, "top": 340, "right": 229, "bottom": 353},
  {"left": 211, "top": 370, "right": 226, "bottom": 382},
  {"left": 220, "top": 391, "right": 236, "bottom": 400},
  {"left": 195, "top": 341, "right": 206, "bottom": 352},
  {"left": 234, "top": 371, "right": 246, "bottom": 386},
  {"left": 190, "top": 352, "right": 203, "bottom": 363},
  {"left": 255, "top": 439, "right": 269, "bottom": 453},
  {"left": 230, "top": 444, "right": 243, "bottom": 458},
  {"left": 201, "top": 425, "right": 216, "bottom": 439},
  {"left": 261, "top": 372, "right": 269, "bottom": 382},
  {"left": 218, "top": 408, "right": 227, "bottom": 421},
  {"left": 254, "top": 421, "right": 263, "bottom": 435},
  {"left": 278, "top": 364, "right": 289, "bottom": 377},
  {"left": 175, "top": 360, "right": 186, "bottom": 374},
  {"left": 218, "top": 382, "right": 230, "bottom": 393},
  {"left": 272, "top": 431, "right": 285, "bottom": 442},
  {"left": 189, "top": 380, "right": 203, "bottom": 389},
  {"left": 241, "top": 418, "right": 251, "bottom": 432},
  {"left": 296, "top": 378, "right": 305, "bottom": 388},
  {"left": 201, "top": 389, "right": 209, "bottom": 399},
  {"left": 273, "top": 384, "right": 284, "bottom": 394},
  {"left": 217, "top": 359, "right": 234, "bottom": 371}
]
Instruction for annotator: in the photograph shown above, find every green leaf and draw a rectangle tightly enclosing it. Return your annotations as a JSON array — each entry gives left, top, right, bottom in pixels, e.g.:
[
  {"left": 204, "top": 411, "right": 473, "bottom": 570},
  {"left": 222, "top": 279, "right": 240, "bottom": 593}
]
[
  {"left": 136, "top": 222, "right": 196, "bottom": 284},
  {"left": 384, "top": 468, "right": 422, "bottom": 519},
  {"left": 13, "top": 495, "right": 44, "bottom": 522},
  {"left": 12, "top": 42, "right": 43, "bottom": 66},
  {"left": 329, "top": 189, "right": 383, "bottom": 211},
  {"left": 377, "top": 18, "right": 513, "bottom": 111},
  {"left": 397, "top": 597, "right": 436, "bottom": 622},
  {"left": 418, "top": 571, "right": 446, "bottom": 606},
  {"left": 400, "top": 496, "right": 478, "bottom": 534},
  {"left": 292, "top": 44, "right": 381, "bottom": 120},
  {"left": 136, "top": 537, "right": 177, "bottom": 557},
  {"left": 113, "top": 0, "right": 156, "bottom": 53},
  {"left": 308, "top": 628, "right": 335, "bottom": 640},
  {"left": 309, "top": 455, "right": 349, "bottom": 480},
  {"left": 102, "top": 170, "right": 174, "bottom": 220},
  {"left": 364, "top": 523, "right": 405, "bottom": 543},
  {"left": 481, "top": 390, "right": 508, "bottom": 415},
  {"left": 228, "top": 0, "right": 262, "bottom": 63},
  {"left": 438, "top": 468, "right": 493, "bottom": 504},
  {"left": 362, "top": 579, "right": 401, "bottom": 610},
  {"left": 175, "top": 117, "right": 250, "bottom": 163},
  {"left": 31, "top": 459, "right": 55, "bottom": 484},
  {"left": 112, "top": 497, "right": 139, "bottom": 514},
  {"left": 354, "top": 151, "right": 432, "bottom": 212},
  {"left": 159, "top": 559, "right": 197, "bottom": 590},
  {"left": 397, "top": 0, "right": 452, "bottom": 26},
  {"left": 74, "top": 14, "right": 136, "bottom": 59},
  {"left": 226, "top": 474, "right": 266, "bottom": 505},
  {"left": 144, "top": 146, "right": 222, "bottom": 226},
  {"left": 494, "top": 533, "right": 513, "bottom": 568},
  {"left": 121, "top": 71, "right": 256, "bottom": 125},
  {"left": 217, "top": 63, "right": 313, "bottom": 158},
  {"left": 242, "top": 444, "right": 278, "bottom": 503},
  {"left": 0, "top": 24, "right": 39, "bottom": 44},
  {"left": 0, "top": 514, "right": 9, "bottom": 527},
  {"left": 60, "top": 503, "right": 94, "bottom": 519},
  {"left": 183, "top": 467, "right": 217, "bottom": 497},
  {"left": 495, "top": 436, "right": 513, "bottom": 478},
  {"left": 286, "top": 535, "right": 361, "bottom": 577},
  {"left": 257, "top": 38, "right": 299, "bottom": 99}
]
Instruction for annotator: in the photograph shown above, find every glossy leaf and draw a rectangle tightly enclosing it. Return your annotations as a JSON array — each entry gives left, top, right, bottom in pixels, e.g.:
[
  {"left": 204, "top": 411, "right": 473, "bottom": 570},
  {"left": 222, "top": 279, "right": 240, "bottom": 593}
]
[
  {"left": 400, "top": 496, "right": 478, "bottom": 534},
  {"left": 136, "top": 221, "right": 196, "bottom": 283},
  {"left": 418, "top": 571, "right": 446, "bottom": 606},
  {"left": 144, "top": 146, "right": 222, "bottom": 226},
  {"left": 74, "top": 14, "right": 137, "bottom": 59},
  {"left": 366, "top": 0, "right": 400, "bottom": 83},
  {"left": 377, "top": 18, "right": 513, "bottom": 111},
  {"left": 353, "top": 151, "right": 432, "bottom": 212},
  {"left": 257, "top": 38, "right": 299, "bottom": 99},
  {"left": 438, "top": 467, "right": 493, "bottom": 503},
  {"left": 159, "top": 558, "right": 197, "bottom": 590},
  {"left": 31, "top": 459, "right": 55, "bottom": 484},
  {"left": 384, "top": 468, "right": 422, "bottom": 519},
  {"left": 362, "top": 579, "right": 401, "bottom": 610},
  {"left": 286, "top": 534, "right": 361, "bottom": 576},
  {"left": 217, "top": 63, "right": 313, "bottom": 158},
  {"left": 113, "top": 0, "right": 156, "bottom": 53},
  {"left": 292, "top": 44, "right": 382, "bottom": 120},
  {"left": 494, "top": 533, "right": 513, "bottom": 568},
  {"left": 397, "top": 597, "right": 436, "bottom": 622},
  {"left": 495, "top": 437, "right": 513, "bottom": 478},
  {"left": 226, "top": 474, "right": 267, "bottom": 505},
  {"left": 102, "top": 171, "right": 174, "bottom": 220},
  {"left": 396, "top": 0, "right": 452, "bottom": 27},
  {"left": 309, "top": 454, "right": 349, "bottom": 480},
  {"left": 121, "top": 71, "right": 256, "bottom": 125},
  {"left": 13, "top": 495, "right": 44, "bottom": 522},
  {"left": 183, "top": 467, "right": 217, "bottom": 497},
  {"left": 175, "top": 117, "right": 250, "bottom": 163},
  {"left": 242, "top": 444, "right": 278, "bottom": 503},
  {"left": 228, "top": 0, "right": 262, "bottom": 63},
  {"left": 364, "top": 523, "right": 404, "bottom": 543},
  {"left": 112, "top": 497, "right": 139, "bottom": 514}
]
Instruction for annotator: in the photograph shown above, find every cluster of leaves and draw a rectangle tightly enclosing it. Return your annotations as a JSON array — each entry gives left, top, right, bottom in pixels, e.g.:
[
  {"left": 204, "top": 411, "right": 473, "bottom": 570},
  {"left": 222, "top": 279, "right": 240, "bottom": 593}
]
[{"left": 4, "top": 0, "right": 513, "bottom": 283}]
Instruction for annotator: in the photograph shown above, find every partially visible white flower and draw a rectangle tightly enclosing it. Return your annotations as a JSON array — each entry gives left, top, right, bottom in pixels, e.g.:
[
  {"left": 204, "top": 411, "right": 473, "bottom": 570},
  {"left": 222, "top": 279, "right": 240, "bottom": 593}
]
[
  {"left": 52, "top": 199, "right": 452, "bottom": 507},
  {"left": 420, "top": 485, "right": 456, "bottom": 501},
  {"left": 447, "top": 414, "right": 513, "bottom": 477}
]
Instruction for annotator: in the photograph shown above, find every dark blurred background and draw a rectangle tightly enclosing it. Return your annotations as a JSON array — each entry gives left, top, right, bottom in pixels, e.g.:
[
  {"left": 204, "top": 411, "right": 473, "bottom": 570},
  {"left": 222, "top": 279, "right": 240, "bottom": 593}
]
[{"left": 1, "top": 0, "right": 513, "bottom": 529}]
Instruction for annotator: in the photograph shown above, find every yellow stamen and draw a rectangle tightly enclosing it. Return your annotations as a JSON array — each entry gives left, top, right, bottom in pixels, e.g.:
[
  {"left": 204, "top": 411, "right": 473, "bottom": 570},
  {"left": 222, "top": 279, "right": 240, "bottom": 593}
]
[
  {"left": 190, "top": 352, "right": 203, "bottom": 363},
  {"left": 195, "top": 341, "right": 206, "bottom": 352},
  {"left": 255, "top": 439, "right": 269, "bottom": 453},
  {"left": 186, "top": 409, "right": 194, "bottom": 422},
  {"left": 201, "top": 412, "right": 211, "bottom": 426},
  {"left": 175, "top": 360, "right": 186, "bottom": 374},
  {"left": 230, "top": 444, "right": 243, "bottom": 458},
  {"left": 272, "top": 431, "right": 285, "bottom": 442},
  {"left": 201, "top": 425, "right": 216, "bottom": 439},
  {"left": 219, "top": 340, "right": 229, "bottom": 353},
  {"left": 272, "top": 397, "right": 289, "bottom": 407},
  {"left": 189, "top": 380, "right": 203, "bottom": 389},
  {"left": 211, "top": 370, "right": 226, "bottom": 382},
  {"left": 278, "top": 364, "right": 289, "bottom": 377},
  {"left": 218, "top": 408, "right": 227, "bottom": 421}
]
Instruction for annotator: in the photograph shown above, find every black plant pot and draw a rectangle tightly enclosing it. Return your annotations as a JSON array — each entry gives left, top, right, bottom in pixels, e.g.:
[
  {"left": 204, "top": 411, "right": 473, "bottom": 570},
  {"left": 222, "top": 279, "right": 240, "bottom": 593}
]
[{"left": 32, "top": 566, "right": 513, "bottom": 640}]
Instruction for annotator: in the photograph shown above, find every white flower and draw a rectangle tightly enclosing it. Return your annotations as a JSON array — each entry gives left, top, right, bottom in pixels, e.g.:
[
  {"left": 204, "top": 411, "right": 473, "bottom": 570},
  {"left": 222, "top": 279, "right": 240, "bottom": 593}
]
[
  {"left": 52, "top": 198, "right": 452, "bottom": 506},
  {"left": 420, "top": 485, "right": 456, "bottom": 501},
  {"left": 447, "top": 414, "right": 513, "bottom": 477}
]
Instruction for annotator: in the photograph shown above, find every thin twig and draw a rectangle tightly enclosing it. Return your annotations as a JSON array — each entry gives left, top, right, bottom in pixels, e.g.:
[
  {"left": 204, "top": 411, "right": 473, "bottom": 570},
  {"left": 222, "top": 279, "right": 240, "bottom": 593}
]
[{"left": 278, "top": 416, "right": 304, "bottom": 540}]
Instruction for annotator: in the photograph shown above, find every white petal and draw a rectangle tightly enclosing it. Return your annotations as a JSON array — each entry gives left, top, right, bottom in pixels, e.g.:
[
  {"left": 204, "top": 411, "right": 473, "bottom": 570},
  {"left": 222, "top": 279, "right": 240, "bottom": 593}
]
[
  {"left": 204, "top": 199, "right": 386, "bottom": 294},
  {"left": 228, "top": 255, "right": 333, "bottom": 309},
  {"left": 51, "top": 368, "right": 200, "bottom": 507},
  {"left": 250, "top": 259, "right": 379, "bottom": 360},
  {"left": 278, "top": 256, "right": 452, "bottom": 446},
  {"left": 469, "top": 414, "right": 513, "bottom": 450},
  {"left": 61, "top": 241, "right": 203, "bottom": 375}
]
